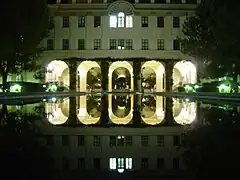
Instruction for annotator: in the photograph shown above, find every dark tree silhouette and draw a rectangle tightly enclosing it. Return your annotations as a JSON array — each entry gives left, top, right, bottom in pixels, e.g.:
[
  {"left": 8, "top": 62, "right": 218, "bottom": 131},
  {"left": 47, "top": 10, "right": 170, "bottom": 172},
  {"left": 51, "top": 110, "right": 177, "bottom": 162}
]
[{"left": 0, "top": 0, "right": 52, "bottom": 90}]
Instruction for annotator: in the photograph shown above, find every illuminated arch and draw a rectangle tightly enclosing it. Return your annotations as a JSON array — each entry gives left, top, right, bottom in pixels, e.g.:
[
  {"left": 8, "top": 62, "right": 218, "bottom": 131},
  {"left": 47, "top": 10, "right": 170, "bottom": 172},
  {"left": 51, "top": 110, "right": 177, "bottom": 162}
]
[
  {"left": 108, "top": 95, "right": 133, "bottom": 125},
  {"left": 45, "top": 98, "right": 69, "bottom": 125},
  {"left": 77, "top": 61, "right": 101, "bottom": 125},
  {"left": 45, "top": 60, "right": 69, "bottom": 88},
  {"left": 173, "top": 61, "right": 197, "bottom": 88},
  {"left": 141, "top": 96, "right": 165, "bottom": 125},
  {"left": 173, "top": 99, "right": 197, "bottom": 125}
]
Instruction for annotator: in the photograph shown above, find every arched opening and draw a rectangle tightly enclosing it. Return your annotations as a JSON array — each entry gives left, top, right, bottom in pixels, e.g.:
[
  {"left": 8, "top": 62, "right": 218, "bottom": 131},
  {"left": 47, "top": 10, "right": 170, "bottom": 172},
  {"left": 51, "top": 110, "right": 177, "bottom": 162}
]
[
  {"left": 77, "top": 95, "right": 101, "bottom": 125},
  {"left": 45, "top": 98, "right": 69, "bottom": 125},
  {"left": 173, "top": 99, "right": 197, "bottom": 125},
  {"left": 77, "top": 61, "right": 101, "bottom": 124},
  {"left": 141, "top": 95, "right": 165, "bottom": 125},
  {"left": 45, "top": 60, "right": 69, "bottom": 89},
  {"left": 108, "top": 61, "right": 134, "bottom": 125},
  {"left": 108, "top": 95, "right": 133, "bottom": 125},
  {"left": 108, "top": 61, "right": 133, "bottom": 91},
  {"left": 173, "top": 61, "right": 197, "bottom": 89},
  {"left": 141, "top": 61, "right": 165, "bottom": 92},
  {"left": 77, "top": 61, "right": 101, "bottom": 92}
]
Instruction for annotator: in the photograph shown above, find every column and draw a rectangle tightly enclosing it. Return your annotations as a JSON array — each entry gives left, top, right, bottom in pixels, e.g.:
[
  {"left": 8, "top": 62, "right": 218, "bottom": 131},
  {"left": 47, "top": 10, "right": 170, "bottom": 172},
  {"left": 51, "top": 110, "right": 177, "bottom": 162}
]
[
  {"left": 165, "top": 61, "right": 174, "bottom": 92},
  {"left": 69, "top": 61, "right": 77, "bottom": 92},
  {"left": 133, "top": 60, "right": 142, "bottom": 126},
  {"left": 164, "top": 97, "right": 174, "bottom": 125},
  {"left": 100, "top": 59, "right": 110, "bottom": 125},
  {"left": 66, "top": 97, "right": 78, "bottom": 125}
]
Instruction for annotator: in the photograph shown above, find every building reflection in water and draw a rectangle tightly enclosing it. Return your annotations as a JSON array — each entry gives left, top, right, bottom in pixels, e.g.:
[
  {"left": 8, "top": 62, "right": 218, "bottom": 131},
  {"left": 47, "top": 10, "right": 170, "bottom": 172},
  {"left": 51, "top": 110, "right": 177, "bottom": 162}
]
[{"left": 45, "top": 95, "right": 197, "bottom": 126}]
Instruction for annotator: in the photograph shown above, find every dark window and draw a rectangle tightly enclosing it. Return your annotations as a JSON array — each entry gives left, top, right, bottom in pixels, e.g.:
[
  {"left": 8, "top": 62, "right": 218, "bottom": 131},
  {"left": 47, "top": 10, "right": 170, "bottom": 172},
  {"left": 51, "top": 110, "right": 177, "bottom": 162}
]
[
  {"left": 109, "top": 136, "right": 117, "bottom": 146},
  {"left": 109, "top": 39, "right": 117, "bottom": 50},
  {"left": 78, "top": 16, "right": 85, "bottom": 28},
  {"left": 47, "top": 39, "right": 54, "bottom": 50},
  {"left": 173, "top": 135, "right": 180, "bottom": 146},
  {"left": 157, "top": 135, "right": 164, "bottom": 146},
  {"left": 141, "top": 16, "right": 148, "bottom": 27},
  {"left": 141, "top": 158, "right": 148, "bottom": 169},
  {"left": 93, "top": 158, "right": 101, "bottom": 169},
  {"left": 60, "top": 0, "right": 72, "bottom": 4},
  {"left": 94, "top": 16, "right": 101, "bottom": 27},
  {"left": 173, "top": 39, "right": 180, "bottom": 50},
  {"left": 141, "top": 136, "right": 149, "bottom": 146},
  {"left": 157, "top": 39, "right": 164, "bottom": 50},
  {"left": 125, "top": 39, "right": 133, "bottom": 50},
  {"left": 63, "top": 16, "right": 69, "bottom": 28},
  {"left": 139, "top": 0, "right": 151, "bottom": 3},
  {"left": 186, "top": 0, "right": 197, "bottom": 4},
  {"left": 62, "top": 135, "right": 69, "bottom": 146},
  {"left": 141, "top": 39, "right": 149, "bottom": 50},
  {"left": 78, "top": 39, "right": 85, "bottom": 50},
  {"left": 125, "top": 136, "right": 132, "bottom": 146},
  {"left": 155, "top": 0, "right": 166, "bottom": 3},
  {"left": 47, "top": 0, "right": 57, "bottom": 4},
  {"left": 117, "top": 136, "right": 124, "bottom": 146},
  {"left": 78, "top": 135, "right": 85, "bottom": 146},
  {"left": 76, "top": 0, "right": 88, "bottom": 3},
  {"left": 62, "top": 39, "right": 69, "bottom": 50},
  {"left": 157, "top": 158, "right": 165, "bottom": 169},
  {"left": 157, "top": 16, "right": 164, "bottom": 27},
  {"left": 93, "top": 136, "right": 101, "bottom": 147},
  {"left": 93, "top": 39, "right": 101, "bottom": 50},
  {"left": 171, "top": 0, "right": 181, "bottom": 4},
  {"left": 78, "top": 158, "right": 85, "bottom": 169},
  {"left": 173, "top": 16, "right": 180, "bottom": 28}
]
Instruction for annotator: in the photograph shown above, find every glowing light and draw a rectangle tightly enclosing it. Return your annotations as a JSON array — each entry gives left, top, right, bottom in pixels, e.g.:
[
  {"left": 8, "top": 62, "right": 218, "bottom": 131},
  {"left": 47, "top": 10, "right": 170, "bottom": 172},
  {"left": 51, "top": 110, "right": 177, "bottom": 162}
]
[
  {"left": 218, "top": 84, "right": 231, "bottom": 93},
  {"left": 50, "top": 84, "right": 57, "bottom": 92},
  {"left": 51, "top": 97, "right": 57, "bottom": 103},
  {"left": 10, "top": 84, "right": 22, "bottom": 92}
]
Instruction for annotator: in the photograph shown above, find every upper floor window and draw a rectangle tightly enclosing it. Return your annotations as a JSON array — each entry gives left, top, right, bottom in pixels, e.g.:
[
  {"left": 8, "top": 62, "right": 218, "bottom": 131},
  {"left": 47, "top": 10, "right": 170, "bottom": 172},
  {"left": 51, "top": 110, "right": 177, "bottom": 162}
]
[
  {"left": 157, "top": 16, "right": 164, "bottom": 28},
  {"left": 63, "top": 16, "right": 69, "bottom": 28},
  {"left": 173, "top": 16, "right": 180, "bottom": 28},
  {"left": 94, "top": 16, "right": 101, "bottom": 27},
  {"left": 141, "top": 16, "right": 148, "bottom": 27},
  {"left": 78, "top": 16, "right": 85, "bottom": 28},
  {"left": 109, "top": 12, "right": 133, "bottom": 28}
]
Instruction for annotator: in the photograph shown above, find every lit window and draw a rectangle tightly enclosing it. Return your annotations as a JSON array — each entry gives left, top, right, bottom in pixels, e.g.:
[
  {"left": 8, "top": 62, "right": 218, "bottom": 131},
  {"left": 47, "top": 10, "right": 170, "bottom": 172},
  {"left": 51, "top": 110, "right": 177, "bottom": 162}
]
[
  {"left": 109, "top": 158, "right": 117, "bottom": 170},
  {"left": 118, "top": 12, "right": 125, "bottom": 27},
  {"left": 126, "top": 158, "right": 132, "bottom": 169},
  {"left": 110, "top": 16, "right": 117, "bottom": 28},
  {"left": 109, "top": 12, "right": 133, "bottom": 28}
]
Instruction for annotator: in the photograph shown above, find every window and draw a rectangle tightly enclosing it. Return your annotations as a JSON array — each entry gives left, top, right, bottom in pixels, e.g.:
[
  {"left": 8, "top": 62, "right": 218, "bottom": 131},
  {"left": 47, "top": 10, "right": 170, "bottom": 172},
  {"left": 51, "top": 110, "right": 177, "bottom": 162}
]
[
  {"left": 141, "top": 158, "right": 148, "bottom": 169},
  {"left": 78, "top": 158, "right": 85, "bottom": 169},
  {"left": 93, "top": 136, "right": 101, "bottom": 146},
  {"left": 109, "top": 136, "right": 117, "bottom": 146},
  {"left": 62, "top": 157, "right": 69, "bottom": 169},
  {"left": 62, "top": 16, "right": 69, "bottom": 28},
  {"left": 117, "top": 39, "right": 124, "bottom": 50},
  {"left": 173, "top": 158, "right": 180, "bottom": 169},
  {"left": 109, "top": 12, "right": 133, "bottom": 28},
  {"left": 125, "top": 39, "right": 133, "bottom": 50},
  {"left": 125, "top": 136, "right": 132, "bottom": 146},
  {"left": 141, "top": 39, "right": 149, "bottom": 50},
  {"left": 141, "top": 136, "right": 149, "bottom": 146},
  {"left": 94, "top": 16, "right": 101, "bottom": 27},
  {"left": 93, "top": 39, "right": 101, "bottom": 50},
  {"left": 62, "top": 135, "right": 69, "bottom": 146},
  {"left": 78, "top": 135, "right": 85, "bottom": 146},
  {"left": 60, "top": 0, "right": 72, "bottom": 4},
  {"left": 173, "top": 39, "right": 180, "bottom": 50},
  {"left": 173, "top": 16, "right": 180, "bottom": 28},
  {"left": 62, "top": 39, "right": 69, "bottom": 50},
  {"left": 78, "top": 39, "right": 85, "bottom": 50},
  {"left": 157, "top": 16, "right": 164, "bottom": 27},
  {"left": 109, "top": 158, "right": 132, "bottom": 172},
  {"left": 141, "top": 16, "right": 148, "bottom": 27},
  {"left": 117, "top": 136, "right": 124, "bottom": 146},
  {"left": 109, "top": 39, "right": 117, "bottom": 50},
  {"left": 46, "top": 135, "right": 54, "bottom": 146},
  {"left": 78, "top": 16, "right": 85, "bottom": 27},
  {"left": 157, "top": 135, "right": 164, "bottom": 146},
  {"left": 76, "top": 0, "right": 88, "bottom": 3},
  {"left": 93, "top": 158, "right": 101, "bottom": 169},
  {"left": 157, "top": 39, "right": 164, "bottom": 50},
  {"left": 171, "top": 0, "right": 181, "bottom": 4},
  {"left": 173, "top": 135, "right": 180, "bottom": 146},
  {"left": 47, "top": 39, "right": 54, "bottom": 50},
  {"left": 157, "top": 158, "right": 164, "bottom": 169}
]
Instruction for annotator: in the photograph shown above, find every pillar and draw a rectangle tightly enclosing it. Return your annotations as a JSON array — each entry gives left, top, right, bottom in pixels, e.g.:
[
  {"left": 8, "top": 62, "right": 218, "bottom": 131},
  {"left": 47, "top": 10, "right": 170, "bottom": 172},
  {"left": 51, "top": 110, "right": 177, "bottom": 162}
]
[
  {"left": 164, "top": 97, "right": 174, "bottom": 125},
  {"left": 66, "top": 97, "right": 78, "bottom": 125},
  {"left": 69, "top": 61, "right": 77, "bottom": 92},
  {"left": 100, "top": 59, "right": 110, "bottom": 125},
  {"left": 133, "top": 60, "right": 142, "bottom": 126},
  {"left": 165, "top": 61, "right": 174, "bottom": 92}
]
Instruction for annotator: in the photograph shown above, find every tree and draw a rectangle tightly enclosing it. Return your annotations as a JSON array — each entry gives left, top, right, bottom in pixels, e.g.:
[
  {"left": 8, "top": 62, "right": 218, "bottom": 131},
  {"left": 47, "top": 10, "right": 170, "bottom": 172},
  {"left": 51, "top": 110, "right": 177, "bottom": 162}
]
[
  {"left": 0, "top": 0, "right": 52, "bottom": 90},
  {"left": 182, "top": 107, "right": 240, "bottom": 179},
  {"left": 180, "top": 0, "right": 240, "bottom": 80}
]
